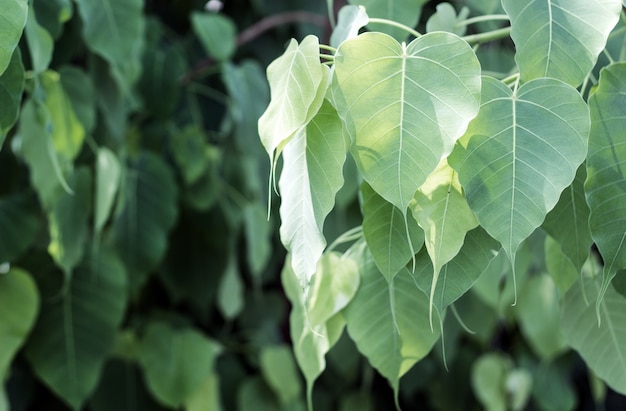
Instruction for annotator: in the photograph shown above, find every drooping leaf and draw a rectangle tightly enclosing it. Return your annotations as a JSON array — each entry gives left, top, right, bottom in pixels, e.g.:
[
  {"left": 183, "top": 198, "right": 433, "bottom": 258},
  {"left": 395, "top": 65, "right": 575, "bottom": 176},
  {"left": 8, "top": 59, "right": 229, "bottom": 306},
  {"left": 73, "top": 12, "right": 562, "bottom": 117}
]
[
  {"left": 410, "top": 158, "right": 478, "bottom": 319},
  {"left": 330, "top": 5, "right": 368, "bottom": 48},
  {"left": 343, "top": 241, "right": 440, "bottom": 401},
  {"left": 278, "top": 99, "right": 347, "bottom": 287},
  {"left": 542, "top": 165, "right": 592, "bottom": 272},
  {"left": 25, "top": 249, "right": 127, "bottom": 410},
  {"left": 24, "top": 4, "right": 53, "bottom": 73},
  {"left": 561, "top": 275, "right": 626, "bottom": 394},
  {"left": 585, "top": 63, "right": 626, "bottom": 283},
  {"left": 412, "top": 227, "right": 500, "bottom": 315},
  {"left": 0, "top": 48, "right": 24, "bottom": 148},
  {"left": 361, "top": 182, "right": 424, "bottom": 283},
  {"left": 94, "top": 148, "right": 121, "bottom": 234},
  {"left": 74, "top": 0, "right": 145, "bottom": 93},
  {"left": 59, "top": 65, "right": 96, "bottom": 134},
  {"left": 426, "top": 2, "right": 470, "bottom": 36},
  {"left": 138, "top": 321, "right": 222, "bottom": 408},
  {"left": 47, "top": 167, "right": 92, "bottom": 275},
  {"left": 471, "top": 353, "right": 512, "bottom": 411},
  {"left": 544, "top": 236, "right": 578, "bottom": 295},
  {"left": 0, "top": 269, "right": 39, "bottom": 378},
  {"left": 112, "top": 152, "right": 178, "bottom": 290},
  {"left": 333, "top": 31, "right": 481, "bottom": 213},
  {"left": 502, "top": 0, "right": 622, "bottom": 87},
  {"left": 0, "top": 194, "right": 41, "bottom": 263},
  {"left": 259, "top": 345, "right": 302, "bottom": 406},
  {"left": 0, "top": 0, "right": 27, "bottom": 76},
  {"left": 348, "top": 0, "right": 427, "bottom": 41},
  {"left": 191, "top": 12, "right": 236, "bottom": 62},
  {"left": 449, "top": 76, "right": 589, "bottom": 266}
]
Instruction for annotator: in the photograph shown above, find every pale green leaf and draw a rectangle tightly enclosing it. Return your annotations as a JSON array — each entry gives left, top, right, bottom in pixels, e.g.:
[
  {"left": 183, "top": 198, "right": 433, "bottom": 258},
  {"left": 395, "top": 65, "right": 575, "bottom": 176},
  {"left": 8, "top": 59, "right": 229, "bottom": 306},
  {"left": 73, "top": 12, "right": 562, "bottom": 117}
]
[
  {"left": 426, "top": 2, "right": 470, "bottom": 36},
  {"left": 330, "top": 5, "right": 368, "bottom": 48},
  {"left": 0, "top": 48, "right": 24, "bottom": 148},
  {"left": 138, "top": 322, "right": 222, "bottom": 408},
  {"left": 515, "top": 275, "right": 568, "bottom": 361},
  {"left": 348, "top": 0, "right": 427, "bottom": 41},
  {"left": 449, "top": 77, "right": 589, "bottom": 265},
  {"left": 0, "top": 0, "right": 27, "bottom": 76},
  {"left": 184, "top": 371, "right": 222, "bottom": 411},
  {"left": 94, "top": 147, "right": 121, "bottom": 234},
  {"left": 333, "top": 31, "right": 481, "bottom": 213},
  {"left": 361, "top": 182, "right": 424, "bottom": 283},
  {"left": 112, "top": 152, "right": 178, "bottom": 290},
  {"left": 502, "top": 0, "right": 622, "bottom": 86},
  {"left": 561, "top": 276, "right": 626, "bottom": 394},
  {"left": 191, "top": 12, "right": 236, "bottom": 61},
  {"left": 74, "top": 0, "right": 145, "bottom": 93},
  {"left": 217, "top": 256, "right": 244, "bottom": 320},
  {"left": 585, "top": 63, "right": 626, "bottom": 281},
  {"left": 544, "top": 236, "right": 578, "bottom": 295},
  {"left": 25, "top": 4, "right": 53, "bottom": 73},
  {"left": 412, "top": 227, "right": 500, "bottom": 314},
  {"left": 243, "top": 203, "right": 271, "bottom": 278},
  {"left": 0, "top": 269, "right": 39, "bottom": 378},
  {"left": 48, "top": 167, "right": 91, "bottom": 274},
  {"left": 0, "top": 194, "right": 41, "bottom": 263},
  {"left": 542, "top": 165, "right": 592, "bottom": 272},
  {"left": 343, "top": 241, "right": 440, "bottom": 400},
  {"left": 260, "top": 345, "right": 302, "bottom": 406},
  {"left": 471, "top": 353, "right": 512, "bottom": 411},
  {"left": 25, "top": 249, "right": 127, "bottom": 410},
  {"left": 278, "top": 99, "right": 346, "bottom": 287}
]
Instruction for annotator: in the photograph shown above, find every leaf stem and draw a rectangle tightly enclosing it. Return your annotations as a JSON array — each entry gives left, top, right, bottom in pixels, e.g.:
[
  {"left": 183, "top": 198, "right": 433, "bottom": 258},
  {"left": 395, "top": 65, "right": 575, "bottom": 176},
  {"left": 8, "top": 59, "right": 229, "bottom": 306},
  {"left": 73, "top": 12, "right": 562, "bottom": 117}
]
[
  {"left": 462, "top": 26, "right": 511, "bottom": 45},
  {"left": 367, "top": 18, "right": 422, "bottom": 39},
  {"left": 455, "top": 14, "right": 509, "bottom": 28},
  {"left": 319, "top": 44, "right": 337, "bottom": 54},
  {"left": 327, "top": 226, "right": 363, "bottom": 253},
  {"left": 501, "top": 72, "right": 520, "bottom": 86}
]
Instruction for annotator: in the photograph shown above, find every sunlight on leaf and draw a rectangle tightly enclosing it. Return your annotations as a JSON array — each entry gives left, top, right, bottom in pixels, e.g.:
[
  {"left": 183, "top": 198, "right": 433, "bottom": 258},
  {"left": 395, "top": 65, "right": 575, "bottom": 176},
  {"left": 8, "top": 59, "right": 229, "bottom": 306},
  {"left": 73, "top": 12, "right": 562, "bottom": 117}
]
[
  {"left": 94, "top": 148, "right": 121, "bottom": 234},
  {"left": 0, "top": 0, "right": 27, "bottom": 76},
  {"left": 348, "top": 0, "right": 427, "bottom": 41},
  {"left": 330, "top": 5, "right": 368, "bottom": 48}
]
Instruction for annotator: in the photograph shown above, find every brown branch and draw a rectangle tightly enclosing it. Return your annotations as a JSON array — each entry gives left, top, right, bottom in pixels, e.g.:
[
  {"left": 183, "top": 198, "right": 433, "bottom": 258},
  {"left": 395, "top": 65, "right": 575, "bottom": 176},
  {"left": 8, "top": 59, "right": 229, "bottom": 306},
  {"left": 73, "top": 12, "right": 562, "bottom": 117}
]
[{"left": 180, "top": 11, "right": 328, "bottom": 85}]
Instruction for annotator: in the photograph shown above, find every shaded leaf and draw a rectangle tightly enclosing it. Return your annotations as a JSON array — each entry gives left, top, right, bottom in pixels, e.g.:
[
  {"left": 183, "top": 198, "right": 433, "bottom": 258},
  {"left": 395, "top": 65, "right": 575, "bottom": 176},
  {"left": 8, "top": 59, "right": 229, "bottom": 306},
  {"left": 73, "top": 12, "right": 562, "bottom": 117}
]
[
  {"left": 544, "top": 236, "right": 578, "bottom": 295},
  {"left": 31, "top": 0, "right": 72, "bottom": 40},
  {"left": 333, "top": 31, "right": 481, "bottom": 213},
  {"left": 170, "top": 125, "right": 209, "bottom": 186},
  {"left": 502, "top": 0, "right": 621, "bottom": 86},
  {"left": 243, "top": 202, "right": 271, "bottom": 278},
  {"left": 471, "top": 353, "right": 512, "bottom": 411},
  {"left": 191, "top": 12, "right": 236, "bottom": 62},
  {"left": 184, "top": 371, "right": 222, "bottom": 411},
  {"left": 217, "top": 256, "right": 244, "bottom": 320},
  {"left": 0, "top": 48, "right": 24, "bottom": 148},
  {"left": 0, "top": 0, "right": 27, "bottom": 76},
  {"left": 59, "top": 65, "right": 96, "bottom": 134},
  {"left": 260, "top": 345, "right": 302, "bottom": 406},
  {"left": 0, "top": 194, "right": 41, "bottom": 263},
  {"left": 426, "top": 2, "right": 470, "bottom": 36},
  {"left": 330, "top": 5, "right": 368, "bottom": 48},
  {"left": 24, "top": 4, "right": 53, "bottom": 73}
]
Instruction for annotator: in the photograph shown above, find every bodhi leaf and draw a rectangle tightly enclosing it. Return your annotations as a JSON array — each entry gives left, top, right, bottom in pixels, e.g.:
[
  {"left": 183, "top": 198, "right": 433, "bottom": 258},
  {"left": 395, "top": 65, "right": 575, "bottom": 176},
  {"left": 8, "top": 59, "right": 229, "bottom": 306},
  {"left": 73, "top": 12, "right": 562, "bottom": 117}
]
[
  {"left": 191, "top": 11, "right": 236, "bottom": 61},
  {"left": 259, "top": 346, "right": 302, "bottom": 406},
  {"left": 25, "top": 4, "right": 53, "bottom": 74},
  {"left": 278, "top": 99, "right": 346, "bottom": 288},
  {"left": 544, "top": 236, "right": 578, "bottom": 295},
  {"left": 502, "top": 0, "right": 622, "bottom": 87},
  {"left": 426, "top": 2, "right": 470, "bottom": 36},
  {"left": 585, "top": 63, "right": 626, "bottom": 294},
  {"left": 0, "top": 0, "right": 27, "bottom": 75},
  {"left": 0, "top": 48, "right": 24, "bottom": 148},
  {"left": 361, "top": 182, "right": 424, "bottom": 283},
  {"left": 348, "top": 0, "right": 427, "bottom": 41},
  {"left": 330, "top": 5, "right": 369, "bottom": 48},
  {"left": 410, "top": 158, "right": 478, "bottom": 323},
  {"left": 343, "top": 241, "right": 440, "bottom": 405},
  {"left": 449, "top": 77, "right": 589, "bottom": 277},
  {"left": 561, "top": 275, "right": 626, "bottom": 395},
  {"left": 0, "top": 194, "right": 41, "bottom": 263},
  {"left": 94, "top": 147, "right": 121, "bottom": 234},
  {"left": 332, "top": 31, "right": 481, "bottom": 214}
]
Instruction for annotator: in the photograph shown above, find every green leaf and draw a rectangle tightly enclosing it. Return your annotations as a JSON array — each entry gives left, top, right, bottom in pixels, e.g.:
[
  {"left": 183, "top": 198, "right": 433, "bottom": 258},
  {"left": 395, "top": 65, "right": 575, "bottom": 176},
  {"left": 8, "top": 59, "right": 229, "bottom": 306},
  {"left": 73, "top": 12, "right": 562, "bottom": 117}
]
[
  {"left": 112, "top": 152, "right": 178, "bottom": 290},
  {"left": 0, "top": 0, "right": 27, "bottom": 76},
  {"left": 361, "top": 182, "right": 424, "bottom": 283},
  {"left": 502, "top": 0, "right": 622, "bottom": 87},
  {"left": 171, "top": 125, "right": 209, "bottom": 186},
  {"left": 542, "top": 165, "right": 592, "bottom": 272},
  {"left": 74, "top": 0, "right": 145, "bottom": 93},
  {"left": 330, "top": 5, "right": 368, "bottom": 48},
  {"left": 0, "top": 48, "right": 24, "bottom": 148},
  {"left": 25, "top": 249, "right": 127, "bottom": 410},
  {"left": 0, "top": 269, "right": 39, "bottom": 378},
  {"left": 585, "top": 63, "right": 626, "bottom": 281},
  {"left": 278, "top": 99, "right": 347, "bottom": 287},
  {"left": 561, "top": 275, "right": 626, "bottom": 394},
  {"left": 531, "top": 361, "right": 576, "bottom": 411},
  {"left": 191, "top": 12, "right": 236, "bottom": 62},
  {"left": 258, "top": 35, "right": 327, "bottom": 171},
  {"left": 260, "top": 345, "right": 302, "bottom": 406},
  {"left": 343, "top": 241, "right": 440, "bottom": 401},
  {"left": 59, "top": 65, "right": 96, "bottom": 134},
  {"left": 426, "top": 2, "right": 470, "bottom": 36},
  {"left": 0, "top": 194, "right": 41, "bottom": 263},
  {"left": 47, "top": 167, "right": 92, "bottom": 274},
  {"left": 243, "top": 203, "right": 271, "bottom": 278},
  {"left": 333, "top": 31, "right": 481, "bottom": 213},
  {"left": 471, "top": 353, "right": 512, "bottom": 411},
  {"left": 348, "top": 0, "right": 427, "bottom": 41},
  {"left": 449, "top": 77, "right": 589, "bottom": 267},
  {"left": 24, "top": 4, "right": 53, "bottom": 73},
  {"left": 138, "top": 321, "right": 222, "bottom": 408},
  {"left": 184, "top": 371, "right": 222, "bottom": 411},
  {"left": 412, "top": 227, "right": 500, "bottom": 315},
  {"left": 94, "top": 148, "right": 121, "bottom": 234},
  {"left": 217, "top": 256, "right": 244, "bottom": 320},
  {"left": 515, "top": 275, "right": 567, "bottom": 361},
  {"left": 410, "top": 158, "right": 478, "bottom": 320},
  {"left": 544, "top": 236, "right": 578, "bottom": 295},
  {"left": 282, "top": 252, "right": 359, "bottom": 406},
  {"left": 32, "top": 0, "right": 72, "bottom": 39}
]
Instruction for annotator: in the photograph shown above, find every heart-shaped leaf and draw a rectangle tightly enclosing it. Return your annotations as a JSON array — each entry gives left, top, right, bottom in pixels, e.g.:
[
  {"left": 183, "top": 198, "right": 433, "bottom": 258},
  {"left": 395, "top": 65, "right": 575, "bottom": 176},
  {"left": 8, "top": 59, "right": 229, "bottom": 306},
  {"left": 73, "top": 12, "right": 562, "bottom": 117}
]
[
  {"left": 330, "top": 5, "right": 369, "bottom": 48},
  {"left": 333, "top": 31, "right": 481, "bottom": 213},
  {"left": 0, "top": 0, "right": 27, "bottom": 75},
  {"left": 348, "top": 0, "right": 427, "bottom": 41}
]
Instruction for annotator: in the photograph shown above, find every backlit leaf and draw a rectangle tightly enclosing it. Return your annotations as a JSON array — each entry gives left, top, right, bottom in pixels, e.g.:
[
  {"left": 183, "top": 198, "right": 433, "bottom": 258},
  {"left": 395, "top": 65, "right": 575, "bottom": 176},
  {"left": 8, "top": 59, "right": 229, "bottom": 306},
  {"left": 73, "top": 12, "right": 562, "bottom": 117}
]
[
  {"left": 502, "top": 0, "right": 622, "bottom": 86},
  {"left": 94, "top": 148, "right": 121, "bottom": 234},
  {"left": 0, "top": 48, "right": 24, "bottom": 148},
  {"left": 0, "top": 0, "right": 27, "bottom": 76},
  {"left": 348, "top": 0, "right": 427, "bottom": 41},
  {"left": 330, "top": 5, "right": 368, "bottom": 48},
  {"left": 333, "top": 31, "right": 481, "bottom": 213}
]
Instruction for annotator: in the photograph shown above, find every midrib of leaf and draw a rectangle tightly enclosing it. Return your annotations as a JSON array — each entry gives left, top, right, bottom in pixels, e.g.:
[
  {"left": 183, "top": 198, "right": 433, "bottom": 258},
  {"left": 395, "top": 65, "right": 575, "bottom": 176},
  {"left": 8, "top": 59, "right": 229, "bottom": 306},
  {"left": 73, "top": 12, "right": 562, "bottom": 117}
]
[
  {"left": 398, "top": 44, "right": 407, "bottom": 210},
  {"left": 63, "top": 291, "right": 78, "bottom": 398},
  {"left": 509, "top": 97, "right": 517, "bottom": 258},
  {"left": 545, "top": 0, "right": 554, "bottom": 77}
]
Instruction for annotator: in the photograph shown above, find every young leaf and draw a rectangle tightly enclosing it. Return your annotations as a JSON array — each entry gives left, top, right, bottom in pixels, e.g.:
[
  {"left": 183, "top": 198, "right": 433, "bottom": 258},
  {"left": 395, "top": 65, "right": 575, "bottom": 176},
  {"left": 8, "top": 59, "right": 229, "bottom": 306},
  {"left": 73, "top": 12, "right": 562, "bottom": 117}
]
[
  {"left": 0, "top": 48, "right": 24, "bottom": 149},
  {"left": 449, "top": 77, "right": 589, "bottom": 270},
  {"left": 191, "top": 12, "right": 236, "bottom": 61},
  {"left": 333, "top": 31, "right": 481, "bottom": 213},
  {"left": 0, "top": 0, "right": 27, "bottom": 76},
  {"left": 561, "top": 276, "right": 626, "bottom": 394},
  {"left": 502, "top": 0, "right": 622, "bottom": 87},
  {"left": 425, "top": 2, "right": 470, "bottom": 36},
  {"left": 585, "top": 63, "right": 626, "bottom": 287},
  {"left": 361, "top": 182, "right": 424, "bottom": 283},
  {"left": 278, "top": 99, "right": 346, "bottom": 288},
  {"left": 330, "top": 5, "right": 369, "bottom": 48},
  {"left": 343, "top": 241, "right": 440, "bottom": 403},
  {"left": 94, "top": 148, "right": 121, "bottom": 234},
  {"left": 348, "top": 0, "right": 427, "bottom": 41}
]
